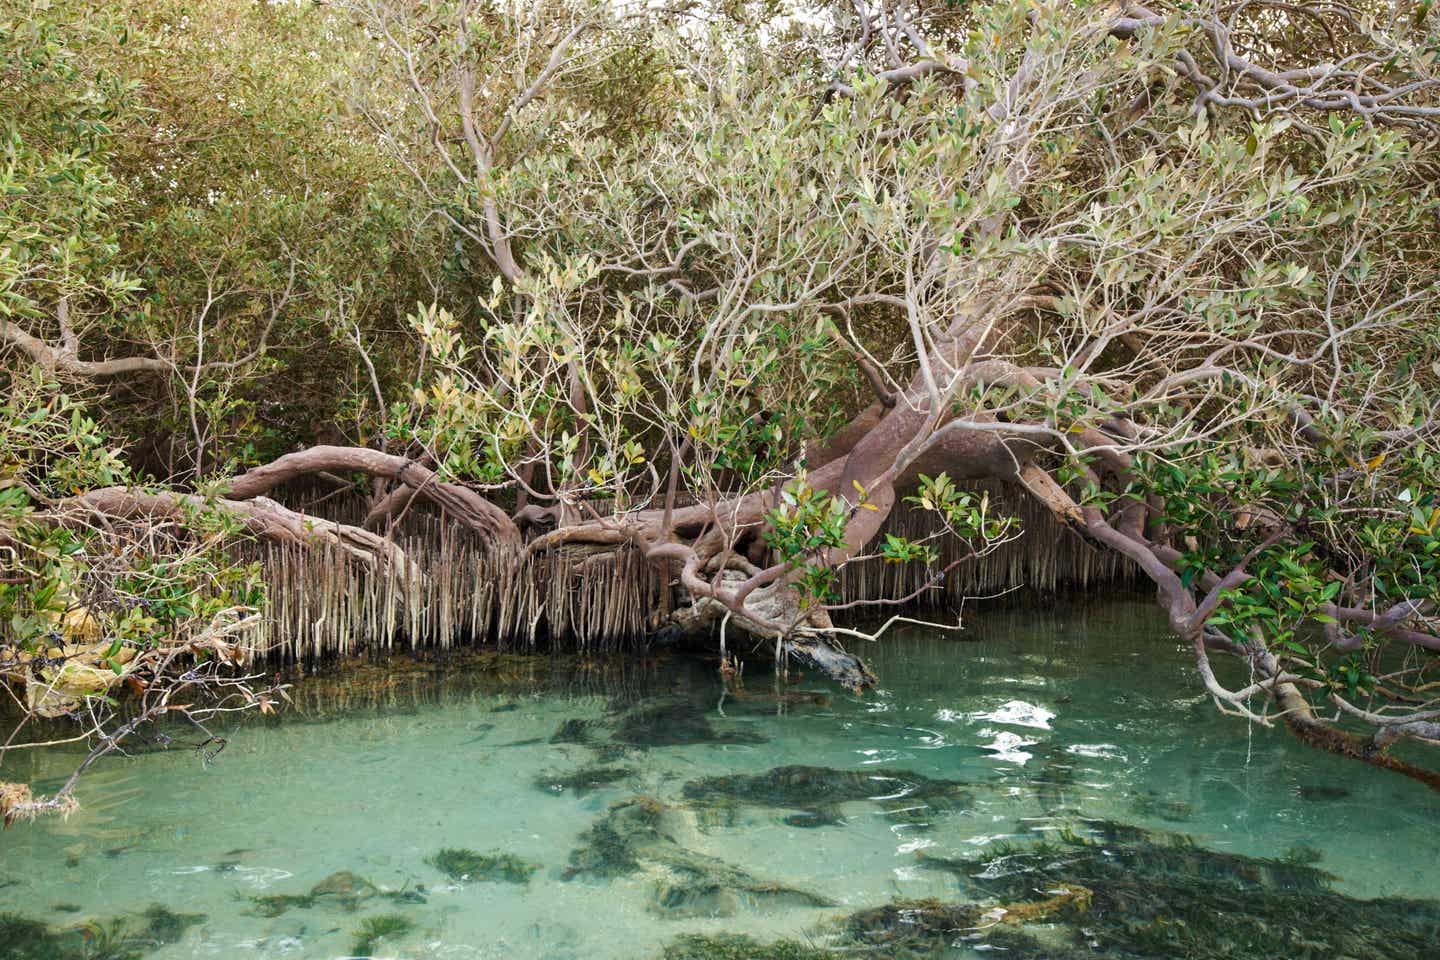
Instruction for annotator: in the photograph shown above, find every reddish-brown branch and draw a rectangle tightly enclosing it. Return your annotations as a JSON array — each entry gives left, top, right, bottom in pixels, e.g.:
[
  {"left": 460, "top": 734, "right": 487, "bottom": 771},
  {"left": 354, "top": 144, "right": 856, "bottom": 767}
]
[{"left": 226, "top": 446, "right": 520, "bottom": 544}]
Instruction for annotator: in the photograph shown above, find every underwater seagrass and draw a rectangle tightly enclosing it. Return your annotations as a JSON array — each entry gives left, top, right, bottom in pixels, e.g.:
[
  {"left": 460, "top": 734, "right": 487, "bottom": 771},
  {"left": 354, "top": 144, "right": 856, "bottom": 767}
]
[
  {"left": 426, "top": 848, "right": 538, "bottom": 884},
  {"left": 680, "top": 765, "right": 973, "bottom": 828},
  {"left": 657, "top": 933, "right": 841, "bottom": 959},
  {"left": 564, "top": 796, "right": 834, "bottom": 917},
  {"left": 134, "top": 905, "right": 206, "bottom": 947},
  {"left": 649, "top": 817, "right": 1440, "bottom": 960},
  {"left": 246, "top": 870, "right": 423, "bottom": 917},
  {"left": 610, "top": 701, "right": 767, "bottom": 748},
  {"left": 350, "top": 913, "right": 416, "bottom": 957},
  {"left": 1128, "top": 789, "right": 1196, "bottom": 824},
  {"left": 0, "top": 903, "right": 206, "bottom": 960},
  {"left": 533, "top": 764, "right": 635, "bottom": 795},
  {"left": 915, "top": 820, "right": 1440, "bottom": 960},
  {"left": 550, "top": 718, "right": 595, "bottom": 744},
  {"left": 652, "top": 891, "right": 1092, "bottom": 959}
]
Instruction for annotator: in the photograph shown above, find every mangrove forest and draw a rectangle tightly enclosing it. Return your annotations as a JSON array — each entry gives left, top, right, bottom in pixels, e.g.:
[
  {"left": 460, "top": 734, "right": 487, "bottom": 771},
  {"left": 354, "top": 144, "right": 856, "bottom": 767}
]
[{"left": 1, "top": 0, "right": 1439, "bottom": 957}]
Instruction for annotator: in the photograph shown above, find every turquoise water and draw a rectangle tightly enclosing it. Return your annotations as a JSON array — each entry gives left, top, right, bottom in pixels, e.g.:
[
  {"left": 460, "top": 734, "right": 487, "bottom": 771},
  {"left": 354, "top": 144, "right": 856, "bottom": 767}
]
[{"left": 2, "top": 599, "right": 1438, "bottom": 958}]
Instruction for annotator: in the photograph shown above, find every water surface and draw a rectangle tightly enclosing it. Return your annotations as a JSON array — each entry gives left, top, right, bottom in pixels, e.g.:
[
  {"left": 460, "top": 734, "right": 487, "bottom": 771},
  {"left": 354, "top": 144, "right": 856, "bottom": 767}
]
[{"left": 2, "top": 600, "right": 1437, "bottom": 958}]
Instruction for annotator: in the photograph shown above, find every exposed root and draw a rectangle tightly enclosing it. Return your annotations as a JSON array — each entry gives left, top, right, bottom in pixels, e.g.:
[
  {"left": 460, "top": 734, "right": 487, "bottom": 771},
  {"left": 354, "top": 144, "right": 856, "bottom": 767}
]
[
  {"left": 0, "top": 781, "right": 77, "bottom": 826},
  {"left": 1274, "top": 683, "right": 1440, "bottom": 792},
  {"left": 781, "top": 634, "right": 877, "bottom": 691}
]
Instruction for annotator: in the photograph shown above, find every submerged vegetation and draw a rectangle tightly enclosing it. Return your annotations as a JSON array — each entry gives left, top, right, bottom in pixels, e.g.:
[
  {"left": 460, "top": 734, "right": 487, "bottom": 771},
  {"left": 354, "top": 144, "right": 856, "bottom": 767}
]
[
  {"left": 611, "top": 701, "right": 768, "bottom": 749},
  {"left": 350, "top": 913, "right": 416, "bottom": 958},
  {"left": 650, "top": 819, "right": 1440, "bottom": 959},
  {"left": 133, "top": 906, "right": 205, "bottom": 947},
  {"left": 0, "top": 904, "right": 204, "bottom": 960},
  {"left": 681, "top": 765, "right": 973, "bottom": 828},
  {"left": 658, "top": 934, "right": 839, "bottom": 960},
  {"left": 3, "top": 631, "right": 1440, "bottom": 957},
  {"left": 921, "top": 821, "right": 1440, "bottom": 960},
  {"left": 564, "top": 796, "right": 835, "bottom": 916},
  {"left": 550, "top": 719, "right": 596, "bottom": 745},
  {"left": 534, "top": 764, "right": 635, "bottom": 796},
  {"left": 425, "top": 848, "right": 538, "bottom": 885},
  {"left": 245, "top": 871, "right": 423, "bottom": 918}
]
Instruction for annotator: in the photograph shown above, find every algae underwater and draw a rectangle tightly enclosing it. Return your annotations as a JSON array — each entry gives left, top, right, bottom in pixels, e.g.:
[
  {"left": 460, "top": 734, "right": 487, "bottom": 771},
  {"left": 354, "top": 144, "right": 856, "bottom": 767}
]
[{"left": 2, "top": 600, "right": 1438, "bottom": 959}]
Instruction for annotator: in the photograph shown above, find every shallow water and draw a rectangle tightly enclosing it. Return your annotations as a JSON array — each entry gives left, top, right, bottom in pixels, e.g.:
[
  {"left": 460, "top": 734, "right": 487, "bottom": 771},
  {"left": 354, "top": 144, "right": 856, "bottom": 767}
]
[{"left": 2, "top": 599, "right": 1438, "bottom": 959}]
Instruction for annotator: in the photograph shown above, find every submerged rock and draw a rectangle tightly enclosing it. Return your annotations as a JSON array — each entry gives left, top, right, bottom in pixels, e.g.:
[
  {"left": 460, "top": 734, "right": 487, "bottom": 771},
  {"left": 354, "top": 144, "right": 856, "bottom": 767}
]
[
  {"left": 426, "top": 848, "right": 537, "bottom": 884},
  {"left": 611, "top": 701, "right": 766, "bottom": 748},
  {"left": 564, "top": 796, "right": 834, "bottom": 917},
  {"left": 681, "top": 764, "right": 972, "bottom": 828},
  {"left": 309, "top": 870, "right": 378, "bottom": 907}
]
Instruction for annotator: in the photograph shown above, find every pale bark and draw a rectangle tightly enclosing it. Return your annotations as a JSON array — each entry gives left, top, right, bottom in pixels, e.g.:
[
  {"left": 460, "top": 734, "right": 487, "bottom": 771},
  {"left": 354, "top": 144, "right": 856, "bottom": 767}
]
[
  {"left": 62, "top": 487, "right": 409, "bottom": 574},
  {"left": 1, "top": 320, "right": 171, "bottom": 378},
  {"left": 226, "top": 446, "right": 521, "bottom": 544}
]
